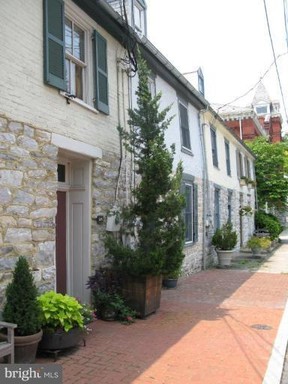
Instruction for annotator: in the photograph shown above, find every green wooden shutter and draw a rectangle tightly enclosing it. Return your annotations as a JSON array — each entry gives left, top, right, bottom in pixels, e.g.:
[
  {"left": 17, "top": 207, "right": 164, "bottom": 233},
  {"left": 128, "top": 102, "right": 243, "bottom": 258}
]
[
  {"left": 193, "top": 183, "right": 198, "bottom": 242},
  {"left": 43, "top": 0, "right": 66, "bottom": 90},
  {"left": 93, "top": 31, "right": 109, "bottom": 114}
]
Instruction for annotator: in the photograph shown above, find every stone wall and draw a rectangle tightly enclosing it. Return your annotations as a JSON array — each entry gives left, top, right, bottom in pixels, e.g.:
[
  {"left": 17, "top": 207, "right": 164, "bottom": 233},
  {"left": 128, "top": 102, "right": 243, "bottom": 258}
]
[
  {"left": 182, "top": 177, "right": 204, "bottom": 275},
  {"left": 205, "top": 181, "right": 255, "bottom": 267},
  {"left": 0, "top": 115, "right": 58, "bottom": 305},
  {"left": 91, "top": 150, "right": 130, "bottom": 269}
]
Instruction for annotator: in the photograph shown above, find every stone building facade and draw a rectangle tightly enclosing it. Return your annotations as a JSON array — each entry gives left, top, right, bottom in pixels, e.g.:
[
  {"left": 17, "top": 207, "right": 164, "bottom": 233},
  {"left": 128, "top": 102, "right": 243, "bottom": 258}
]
[
  {"left": 0, "top": 0, "right": 132, "bottom": 304},
  {"left": 0, "top": 0, "right": 257, "bottom": 306}
]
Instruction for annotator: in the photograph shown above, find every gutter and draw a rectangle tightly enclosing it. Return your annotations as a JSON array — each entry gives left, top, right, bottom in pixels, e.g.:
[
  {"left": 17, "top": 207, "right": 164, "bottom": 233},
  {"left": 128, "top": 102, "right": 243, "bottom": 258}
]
[{"left": 73, "top": 0, "right": 254, "bottom": 159}]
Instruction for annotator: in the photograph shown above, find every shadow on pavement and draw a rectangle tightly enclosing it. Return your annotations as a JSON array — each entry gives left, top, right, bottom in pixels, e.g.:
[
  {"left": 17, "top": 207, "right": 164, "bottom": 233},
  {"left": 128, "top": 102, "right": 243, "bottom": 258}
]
[{"left": 36, "top": 265, "right": 288, "bottom": 384}]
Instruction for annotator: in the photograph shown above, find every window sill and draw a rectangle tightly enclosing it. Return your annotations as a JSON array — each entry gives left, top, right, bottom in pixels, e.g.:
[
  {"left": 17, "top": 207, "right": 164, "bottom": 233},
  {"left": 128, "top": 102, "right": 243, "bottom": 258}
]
[
  {"left": 181, "top": 147, "right": 194, "bottom": 156},
  {"left": 60, "top": 92, "right": 99, "bottom": 115},
  {"left": 184, "top": 241, "right": 194, "bottom": 247}
]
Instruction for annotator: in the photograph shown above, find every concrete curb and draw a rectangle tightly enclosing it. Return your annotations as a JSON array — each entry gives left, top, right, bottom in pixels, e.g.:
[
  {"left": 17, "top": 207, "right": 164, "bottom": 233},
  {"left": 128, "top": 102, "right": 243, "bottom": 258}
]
[{"left": 262, "top": 298, "right": 288, "bottom": 384}]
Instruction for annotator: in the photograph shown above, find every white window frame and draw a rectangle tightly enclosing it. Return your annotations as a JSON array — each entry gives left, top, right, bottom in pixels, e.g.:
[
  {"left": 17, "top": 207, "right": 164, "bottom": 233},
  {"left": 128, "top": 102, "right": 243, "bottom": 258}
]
[
  {"left": 178, "top": 99, "right": 192, "bottom": 152},
  {"left": 133, "top": 1, "right": 144, "bottom": 33},
  {"left": 63, "top": 3, "right": 95, "bottom": 108}
]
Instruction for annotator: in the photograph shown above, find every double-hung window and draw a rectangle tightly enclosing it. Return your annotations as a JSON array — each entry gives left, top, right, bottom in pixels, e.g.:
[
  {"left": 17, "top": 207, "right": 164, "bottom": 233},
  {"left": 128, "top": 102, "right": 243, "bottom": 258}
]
[
  {"left": 245, "top": 157, "right": 251, "bottom": 179},
  {"left": 227, "top": 190, "right": 233, "bottom": 223},
  {"left": 43, "top": 0, "right": 109, "bottom": 114},
  {"left": 214, "top": 187, "right": 220, "bottom": 230},
  {"left": 210, "top": 127, "right": 218, "bottom": 167},
  {"left": 65, "top": 18, "right": 85, "bottom": 99},
  {"left": 225, "top": 139, "right": 231, "bottom": 176},
  {"left": 179, "top": 100, "right": 191, "bottom": 150},
  {"left": 236, "top": 151, "right": 244, "bottom": 178},
  {"left": 183, "top": 177, "right": 198, "bottom": 243}
]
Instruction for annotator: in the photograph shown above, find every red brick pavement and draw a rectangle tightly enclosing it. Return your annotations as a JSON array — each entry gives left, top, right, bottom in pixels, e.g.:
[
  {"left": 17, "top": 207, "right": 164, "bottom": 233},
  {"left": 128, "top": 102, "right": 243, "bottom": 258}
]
[{"left": 36, "top": 270, "right": 288, "bottom": 384}]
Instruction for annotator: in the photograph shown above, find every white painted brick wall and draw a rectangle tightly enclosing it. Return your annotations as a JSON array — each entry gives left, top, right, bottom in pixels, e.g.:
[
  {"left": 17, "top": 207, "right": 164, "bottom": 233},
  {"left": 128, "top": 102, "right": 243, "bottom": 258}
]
[{"left": 0, "top": 0, "right": 128, "bottom": 154}]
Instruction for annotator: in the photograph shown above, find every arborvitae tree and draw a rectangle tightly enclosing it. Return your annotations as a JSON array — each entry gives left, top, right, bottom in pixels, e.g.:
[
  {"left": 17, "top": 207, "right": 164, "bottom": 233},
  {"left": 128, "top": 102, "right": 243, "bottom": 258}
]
[
  {"left": 3, "top": 256, "right": 42, "bottom": 336},
  {"left": 106, "top": 53, "right": 185, "bottom": 277}
]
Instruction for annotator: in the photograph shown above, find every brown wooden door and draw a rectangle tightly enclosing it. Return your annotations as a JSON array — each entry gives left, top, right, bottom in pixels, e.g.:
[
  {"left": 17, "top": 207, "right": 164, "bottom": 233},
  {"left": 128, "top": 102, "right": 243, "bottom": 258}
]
[{"left": 56, "top": 191, "right": 67, "bottom": 294}]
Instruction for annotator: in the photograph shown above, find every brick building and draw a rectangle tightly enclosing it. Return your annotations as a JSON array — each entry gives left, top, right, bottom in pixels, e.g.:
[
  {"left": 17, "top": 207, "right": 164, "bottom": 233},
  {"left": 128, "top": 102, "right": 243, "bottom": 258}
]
[{"left": 219, "top": 82, "right": 283, "bottom": 142}]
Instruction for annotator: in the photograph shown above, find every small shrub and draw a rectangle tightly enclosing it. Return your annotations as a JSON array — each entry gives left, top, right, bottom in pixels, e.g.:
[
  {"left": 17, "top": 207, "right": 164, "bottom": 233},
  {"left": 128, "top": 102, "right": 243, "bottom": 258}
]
[
  {"left": 255, "top": 211, "right": 282, "bottom": 240},
  {"left": 3, "top": 256, "right": 42, "bottom": 336},
  {"left": 247, "top": 236, "right": 271, "bottom": 249},
  {"left": 212, "top": 222, "right": 237, "bottom": 250}
]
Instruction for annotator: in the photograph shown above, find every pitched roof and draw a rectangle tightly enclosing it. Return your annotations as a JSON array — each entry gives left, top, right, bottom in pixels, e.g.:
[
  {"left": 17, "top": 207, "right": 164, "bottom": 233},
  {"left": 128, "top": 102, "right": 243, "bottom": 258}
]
[{"left": 252, "top": 82, "right": 271, "bottom": 105}]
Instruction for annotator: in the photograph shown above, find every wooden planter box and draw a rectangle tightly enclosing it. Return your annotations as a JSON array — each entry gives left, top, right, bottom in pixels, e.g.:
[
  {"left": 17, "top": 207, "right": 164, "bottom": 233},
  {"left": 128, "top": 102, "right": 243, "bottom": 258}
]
[{"left": 122, "top": 275, "right": 162, "bottom": 318}]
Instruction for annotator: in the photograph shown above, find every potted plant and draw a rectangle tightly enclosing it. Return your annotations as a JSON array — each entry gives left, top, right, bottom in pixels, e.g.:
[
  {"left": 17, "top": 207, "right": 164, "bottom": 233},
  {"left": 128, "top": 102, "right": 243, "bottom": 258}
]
[
  {"left": 212, "top": 222, "right": 238, "bottom": 267},
  {"left": 247, "top": 236, "right": 271, "bottom": 257},
  {"left": 239, "top": 205, "right": 253, "bottom": 217},
  {"left": 37, "top": 291, "right": 85, "bottom": 351},
  {"left": 162, "top": 268, "right": 181, "bottom": 289},
  {"left": 1, "top": 256, "right": 43, "bottom": 363},
  {"left": 87, "top": 269, "right": 136, "bottom": 323},
  {"left": 104, "top": 53, "right": 185, "bottom": 317}
]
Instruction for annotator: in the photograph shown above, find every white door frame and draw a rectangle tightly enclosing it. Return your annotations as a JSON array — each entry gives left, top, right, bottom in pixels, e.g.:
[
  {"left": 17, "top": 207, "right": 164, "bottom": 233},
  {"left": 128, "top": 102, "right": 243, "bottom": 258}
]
[{"left": 57, "top": 155, "right": 91, "bottom": 303}]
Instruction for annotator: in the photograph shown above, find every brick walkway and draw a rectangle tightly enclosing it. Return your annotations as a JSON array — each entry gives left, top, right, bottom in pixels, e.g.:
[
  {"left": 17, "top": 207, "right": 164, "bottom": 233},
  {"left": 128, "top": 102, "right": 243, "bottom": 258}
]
[{"left": 37, "top": 265, "right": 288, "bottom": 384}]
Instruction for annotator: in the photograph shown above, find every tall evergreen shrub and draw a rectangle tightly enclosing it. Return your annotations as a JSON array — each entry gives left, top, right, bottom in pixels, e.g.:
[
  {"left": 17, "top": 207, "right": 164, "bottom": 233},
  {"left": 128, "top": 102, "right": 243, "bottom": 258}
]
[{"left": 105, "top": 53, "right": 185, "bottom": 277}]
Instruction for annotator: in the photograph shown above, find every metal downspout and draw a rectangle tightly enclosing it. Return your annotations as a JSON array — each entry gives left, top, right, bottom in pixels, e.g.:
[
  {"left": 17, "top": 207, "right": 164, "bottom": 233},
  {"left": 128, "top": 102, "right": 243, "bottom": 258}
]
[{"left": 199, "top": 111, "right": 209, "bottom": 270}]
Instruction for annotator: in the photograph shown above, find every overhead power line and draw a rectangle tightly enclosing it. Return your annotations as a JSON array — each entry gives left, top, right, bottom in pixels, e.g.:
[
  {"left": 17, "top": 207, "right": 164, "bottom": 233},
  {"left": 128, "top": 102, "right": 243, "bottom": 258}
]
[
  {"left": 263, "top": 0, "right": 288, "bottom": 123},
  {"left": 217, "top": 52, "right": 288, "bottom": 112}
]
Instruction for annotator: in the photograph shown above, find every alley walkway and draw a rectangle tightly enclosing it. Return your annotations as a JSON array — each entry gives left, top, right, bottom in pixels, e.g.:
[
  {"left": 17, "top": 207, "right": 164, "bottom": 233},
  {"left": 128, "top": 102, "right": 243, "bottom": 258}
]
[{"left": 37, "top": 239, "right": 288, "bottom": 384}]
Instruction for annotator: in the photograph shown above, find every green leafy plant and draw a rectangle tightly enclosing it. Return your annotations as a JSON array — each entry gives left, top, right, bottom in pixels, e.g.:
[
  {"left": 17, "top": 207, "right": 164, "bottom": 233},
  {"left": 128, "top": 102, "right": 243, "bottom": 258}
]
[
  {"left": 37, "top": 291, "right": 84, "bottom": 332},
  {"left": 255, "top": 210, "right": 282, "bottom": 240},
  {"left": 80, "top": 303, "right": 96, "bottom": 325},
  {"left": 105, "top": 51, "right": 185, "bottom": 277},
  {"left": 3, "top": 256, "right": 42, "bottom": 336},
  {"left": 212, "top": 222, "right": 238, "bottom": 250},
  {"left": 239, "top": 205, "right": 253, "bottom": 216},
  {"left": 247, "top": 236, "right": 271, "bottom": 250},
  {"left": 164, "top": 267, "right": 181, "bottom": 280},
  {"left": 87, "top": 269, "right": 136, "bottom": 323}
]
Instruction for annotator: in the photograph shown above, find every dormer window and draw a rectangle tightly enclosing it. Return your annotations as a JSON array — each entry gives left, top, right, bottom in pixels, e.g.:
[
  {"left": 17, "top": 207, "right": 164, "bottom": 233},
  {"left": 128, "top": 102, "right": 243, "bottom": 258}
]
[
  {"left": 133, "top": 0, "right": 146, "bottom": 35},
  {"left": 256, "top": 105, "right": 268, "bottom": 115},
  {"left": 254, "top": 100, "right": 270, "bottom": 116},
  {"left": 197, "top": 68, "right": 205, "bottom": 96}
]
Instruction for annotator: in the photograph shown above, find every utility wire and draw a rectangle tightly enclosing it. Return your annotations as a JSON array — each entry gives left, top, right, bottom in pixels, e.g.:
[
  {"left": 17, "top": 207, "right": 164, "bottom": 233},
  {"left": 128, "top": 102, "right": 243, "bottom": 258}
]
[
  {"left": 283, "top": 0, "right": 288, "bottom": 49},
  {"left": 263, "top": 0, "right": 288, "bottom": 122},
  {"left": 217, "top": 52, "right": 287, "bottom": 112}
]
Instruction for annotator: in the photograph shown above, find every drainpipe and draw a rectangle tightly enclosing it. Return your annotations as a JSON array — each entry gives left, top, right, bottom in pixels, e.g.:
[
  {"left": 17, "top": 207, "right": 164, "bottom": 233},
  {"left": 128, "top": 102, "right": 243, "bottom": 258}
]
[
  {"left": 122, "top": 67, "right": 131, "bottom": 206},
  {"left": 115, "top": 57, "right": 123, "bottom": 203},
  {"left": 198, "top": 111, "right": 209, "bottom": 270}
]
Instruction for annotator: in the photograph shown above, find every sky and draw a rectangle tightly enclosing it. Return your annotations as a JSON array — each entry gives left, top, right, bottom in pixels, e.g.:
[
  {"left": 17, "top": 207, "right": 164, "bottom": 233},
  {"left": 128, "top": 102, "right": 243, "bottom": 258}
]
[{"left": 145, "top": 0, "right": 288, "bottom": 132}]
